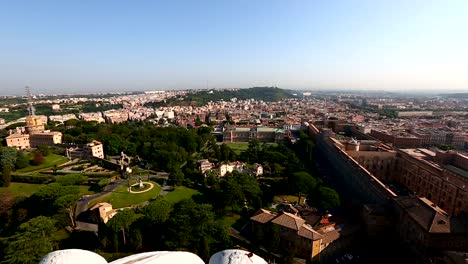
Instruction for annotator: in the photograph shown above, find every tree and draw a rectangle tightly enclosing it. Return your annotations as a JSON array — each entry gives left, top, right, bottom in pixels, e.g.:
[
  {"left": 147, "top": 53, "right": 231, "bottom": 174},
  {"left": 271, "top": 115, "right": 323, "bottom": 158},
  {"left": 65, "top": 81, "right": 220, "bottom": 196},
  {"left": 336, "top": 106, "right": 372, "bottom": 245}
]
[
  {"left": 289, "top": 172, "right": 318, "bottom": 204},
  {"left": 107, "top": 209, "right": 137, "bottom": 246},
  {"left": 54, "top": 193, "right": 80, "bottom": 227},
  {"left": 55, "top": 174, "right": 88, "bottom": 186},
  {"left": 169, "top": 168, "right": 185, "bottom": 186},
  {"left": 2, "top": 216, "right": 56, "bottom": 264},
  {"left": 307, "top": 186, "right": 340, "bottom": 210},
  {"left": 31, "top": 151, "right": 45, "bottom": 166},
  {"left": 1, "top": 166, "right": 12, "bottom": 187},
  {"left": 15, "top": 151, "right": 29, "bottom": 169},
  {"left": 32, "top": 183, "right": 80, "bottom": 216},
  {"left": 37, "top": 145, "right": 51, "bottom": 156},
  {"left": 243, "top": 140, "right": 261, "bottom": 163},
  {"left": 314, "top": 186, "right": 340, "bottom": 210},
  {"left": 220, "top": 173, "right": 262, "bottom": 212},
  {"left": 164, "top": 199, "right": 230, "bottom": 257},
  {"left": 0, "top": 147, "right": 17, "bottom": 187},
  {"left": 143, "top": 198, "right": 173, "bottom": 224},
  {"left": 222, "top": 175, "right": 244, "bottom": 213},
  {"left": 219, "top": 144, "right": 236, "bottom": 162}
]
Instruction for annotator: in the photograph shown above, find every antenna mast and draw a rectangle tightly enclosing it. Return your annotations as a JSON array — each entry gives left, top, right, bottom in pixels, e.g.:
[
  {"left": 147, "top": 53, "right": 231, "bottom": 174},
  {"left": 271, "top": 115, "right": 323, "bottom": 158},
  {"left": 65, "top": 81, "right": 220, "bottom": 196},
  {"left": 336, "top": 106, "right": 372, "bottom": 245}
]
[{"left": 25, "top": 86, "right": 35, "bottom": 116}]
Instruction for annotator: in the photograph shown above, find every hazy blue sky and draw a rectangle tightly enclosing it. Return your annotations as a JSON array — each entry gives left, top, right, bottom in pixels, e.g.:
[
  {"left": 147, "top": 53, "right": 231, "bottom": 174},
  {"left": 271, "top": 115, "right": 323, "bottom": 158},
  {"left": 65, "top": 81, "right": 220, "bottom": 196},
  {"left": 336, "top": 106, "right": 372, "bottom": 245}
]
[{"left": 1, "top": 0, "right": 467, "bottom": 94}]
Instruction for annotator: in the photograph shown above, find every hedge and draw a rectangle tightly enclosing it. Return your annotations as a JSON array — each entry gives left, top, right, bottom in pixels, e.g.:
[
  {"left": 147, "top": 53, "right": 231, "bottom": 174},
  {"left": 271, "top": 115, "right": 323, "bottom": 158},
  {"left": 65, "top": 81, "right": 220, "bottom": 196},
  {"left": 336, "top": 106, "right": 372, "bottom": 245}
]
[{"left": 11, "top": 174, "right": 55, "bottom": 184}]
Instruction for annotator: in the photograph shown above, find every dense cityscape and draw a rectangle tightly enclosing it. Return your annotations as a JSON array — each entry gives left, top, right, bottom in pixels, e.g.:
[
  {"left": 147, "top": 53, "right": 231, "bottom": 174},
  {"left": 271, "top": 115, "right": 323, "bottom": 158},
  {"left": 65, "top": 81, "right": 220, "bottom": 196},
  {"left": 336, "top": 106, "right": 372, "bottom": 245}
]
[{"left": 0, "top": 87, "right": 466, "bottom": 263}]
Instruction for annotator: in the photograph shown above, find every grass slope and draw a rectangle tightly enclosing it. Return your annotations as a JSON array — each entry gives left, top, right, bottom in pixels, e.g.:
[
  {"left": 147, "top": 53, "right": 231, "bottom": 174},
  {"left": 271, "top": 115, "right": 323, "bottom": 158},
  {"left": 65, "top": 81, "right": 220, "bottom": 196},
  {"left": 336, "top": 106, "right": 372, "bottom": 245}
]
[
  {"left": 0, "top": 182, "right": 97, "bottom": 197},
  {"left": 16, "top": 154, "right": 69, "bottom": 173},
  {"left": 163, "top": 186, "right": 200, "bottom": 204}
]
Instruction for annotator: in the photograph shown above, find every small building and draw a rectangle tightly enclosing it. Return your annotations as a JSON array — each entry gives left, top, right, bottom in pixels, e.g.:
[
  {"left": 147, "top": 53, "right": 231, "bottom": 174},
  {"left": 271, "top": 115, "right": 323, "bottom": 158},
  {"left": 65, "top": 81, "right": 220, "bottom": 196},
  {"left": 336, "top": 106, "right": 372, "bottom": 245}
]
[
  {"left": 6, "top": 133, "right": 30, "bottom": 149},
  {"left": 89, "top": 202, "right": 118, "bottom": 223},
  {"left": 249, "top": 209, "right": 325, "bottom": 260},
  {"left": 30, "top": 131, "right": 62, "bottom": 147},
  {"left": 0, "top": 118, "right": 5, "bottom": 125},
  {"left": 219, "top": 161, "right": 244, "bottom": 177},
  {"left": 66, "top": 140, "right": 105, "bottom": 160},
  {"left": 52, "top": 104, "right": 61, "bottom": 112},
  {"left": 199, "top": 159, "right": 215, "bottom": 174}
]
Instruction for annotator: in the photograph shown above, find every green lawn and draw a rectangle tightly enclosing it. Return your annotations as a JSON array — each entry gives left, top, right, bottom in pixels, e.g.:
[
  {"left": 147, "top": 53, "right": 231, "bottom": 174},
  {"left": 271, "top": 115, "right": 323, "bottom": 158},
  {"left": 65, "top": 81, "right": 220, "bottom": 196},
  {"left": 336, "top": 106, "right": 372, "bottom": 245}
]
[
  {"left": 91, "top": 182, "right": 161, "bottom": 209},
  {"left": 78, "top": 185, "right": 97, "bottom": 196},
  {"left": 0, "top": 183, "right": 95, "bottom": 197},
  {"left": 0, "top": 182, "right": 95, "bottom": 197},
  {"left": 0, "top": 182, "right": 45, "bottom": 197},
  {"left": 224, "top": 142, "right": 249, "bottom": 154},
  {"left": 163, "top": 186, "right": 200, "bottom": 204},
  {"left": 224, "top": 142, "right": 279, "bottom": 154},
  {"left": 220, "top": 213, "right": 241, "bottom": 227},
  {"left": 16, "top": 154, "right": 69, "bottom": 173}
]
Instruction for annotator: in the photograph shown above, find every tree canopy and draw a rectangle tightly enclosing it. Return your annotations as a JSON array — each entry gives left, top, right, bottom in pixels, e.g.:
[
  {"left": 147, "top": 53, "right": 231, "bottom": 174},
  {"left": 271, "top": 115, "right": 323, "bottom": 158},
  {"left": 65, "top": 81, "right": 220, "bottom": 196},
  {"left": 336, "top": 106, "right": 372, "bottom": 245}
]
[{"left": 1, "top": 216, "right": 56, "bottom": 264}]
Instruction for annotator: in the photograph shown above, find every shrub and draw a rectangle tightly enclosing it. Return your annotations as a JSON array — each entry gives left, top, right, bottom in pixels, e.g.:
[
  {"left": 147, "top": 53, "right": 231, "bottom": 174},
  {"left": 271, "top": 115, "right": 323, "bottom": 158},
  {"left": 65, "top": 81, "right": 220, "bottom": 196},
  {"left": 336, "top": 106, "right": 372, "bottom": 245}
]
[
  {"left": 11, "top": 174, "right": 55, "bottom": 183},
  {"left": 31, "top": 152, "right": 45, "bottom": 166}
]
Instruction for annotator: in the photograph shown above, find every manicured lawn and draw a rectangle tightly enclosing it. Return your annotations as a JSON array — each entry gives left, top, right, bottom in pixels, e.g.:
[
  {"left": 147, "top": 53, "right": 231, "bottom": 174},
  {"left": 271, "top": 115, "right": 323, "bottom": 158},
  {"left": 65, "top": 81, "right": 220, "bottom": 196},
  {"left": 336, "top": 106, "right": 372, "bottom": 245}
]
[
  {"left": 220, "top": 213, "right": 241, "bottom": 227},
  {"left": 224, "top": 142, "right": 279, "bottom": 154},
  {"left": 163, "top": 186, "right": 200, "bottom": 204},
  {"left": 78, "top": 185, "right": 97, "bottom": 196},
  {"left": 0, "top": 182, "right": 45, "bottom": 197},
  {"left": 91, "top": 182, "right": 161, "bottom": 209},
  {"left": 0, "top": 183, "right": 97, "bottom": 197},
  {"left": 224, "top": 142, "right": 249, "bottom": 154},
  {"left": 16, "top": 154, "right": 69, "bottom": 173}
]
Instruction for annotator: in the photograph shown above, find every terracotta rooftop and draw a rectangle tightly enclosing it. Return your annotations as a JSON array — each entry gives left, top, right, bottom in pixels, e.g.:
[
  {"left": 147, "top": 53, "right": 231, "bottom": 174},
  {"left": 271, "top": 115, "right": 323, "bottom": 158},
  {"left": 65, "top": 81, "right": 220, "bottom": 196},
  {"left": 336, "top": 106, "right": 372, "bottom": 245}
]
[
  {"left": 250, "top": 209, "right": 277, "bottom": 224},
  {"left": 298, "top": 224, "right": 323, "bottom": 240},
  {"left": 271, "top": 212, "right": 305, "bottom": 231}
]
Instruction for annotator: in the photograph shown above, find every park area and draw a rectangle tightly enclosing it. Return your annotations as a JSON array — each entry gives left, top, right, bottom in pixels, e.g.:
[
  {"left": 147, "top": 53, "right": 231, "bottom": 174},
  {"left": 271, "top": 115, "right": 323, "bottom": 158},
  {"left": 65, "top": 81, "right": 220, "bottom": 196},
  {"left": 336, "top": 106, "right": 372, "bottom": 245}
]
[
  {"left": 163, "top": 186, "right": 200, "bottom": 204},
  {"left": 91, "top": 185, "right": 201, "bottom": 209},
  {"left": 0, "top": 182, "right": 96, "bottom": 198},
  {"left": 224, "top": 142, "right": 278, "bottom": 154},
  {"left": 90, "top": 182, "right": 161, "bottom": 208},
  {"left": 15, "top": 154, "right": 69, "bottom": 173}
]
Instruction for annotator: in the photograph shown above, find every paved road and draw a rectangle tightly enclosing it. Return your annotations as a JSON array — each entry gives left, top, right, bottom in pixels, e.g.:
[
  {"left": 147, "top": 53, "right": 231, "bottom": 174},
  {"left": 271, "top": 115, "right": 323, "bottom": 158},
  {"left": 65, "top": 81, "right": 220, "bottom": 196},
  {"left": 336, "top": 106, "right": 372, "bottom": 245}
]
[{"left": 75, "top": 179, "right": 125, "bottom": 222}]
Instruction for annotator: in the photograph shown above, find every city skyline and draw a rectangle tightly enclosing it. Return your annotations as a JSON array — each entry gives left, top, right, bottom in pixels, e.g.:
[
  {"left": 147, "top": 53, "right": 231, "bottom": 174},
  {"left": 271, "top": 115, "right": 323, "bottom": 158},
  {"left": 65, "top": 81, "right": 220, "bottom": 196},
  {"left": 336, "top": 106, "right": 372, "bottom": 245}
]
[{"left": 1, "top": 0, "right": 468, "bottom": 94}]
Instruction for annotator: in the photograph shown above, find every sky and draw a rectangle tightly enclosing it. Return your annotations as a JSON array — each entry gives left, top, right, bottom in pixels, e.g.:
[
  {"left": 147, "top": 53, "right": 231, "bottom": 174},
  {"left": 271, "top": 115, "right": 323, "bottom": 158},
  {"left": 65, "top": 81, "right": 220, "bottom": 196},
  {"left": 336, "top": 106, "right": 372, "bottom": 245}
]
[{"left": 0, "top": 0, "right": 467, "bottom": 95}]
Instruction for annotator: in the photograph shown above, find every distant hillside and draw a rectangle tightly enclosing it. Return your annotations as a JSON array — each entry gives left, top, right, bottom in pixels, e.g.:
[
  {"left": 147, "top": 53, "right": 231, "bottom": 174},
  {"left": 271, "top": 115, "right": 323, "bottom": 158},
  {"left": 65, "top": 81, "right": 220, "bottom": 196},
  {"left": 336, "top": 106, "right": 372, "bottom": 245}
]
[
  {"left": 439, "top": 93, "right": 468, "bottom": 99},
  {"left": 147, "top": 87, "right": 297, "bottom": 107}
]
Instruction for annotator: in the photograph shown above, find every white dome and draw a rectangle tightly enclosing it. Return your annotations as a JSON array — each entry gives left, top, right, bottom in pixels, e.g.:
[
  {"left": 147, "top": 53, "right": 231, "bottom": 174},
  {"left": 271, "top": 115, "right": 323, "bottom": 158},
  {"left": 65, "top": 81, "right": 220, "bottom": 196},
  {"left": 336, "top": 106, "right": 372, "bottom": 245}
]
[
  {"left": 39, "top": 249, "right": 107, "bottom": 264},
  {"left": 109, "top": 251, "right": 205, "bottom": 264},
  {"left": 209, "top": 249, "right": 268, "bottom": 264}
]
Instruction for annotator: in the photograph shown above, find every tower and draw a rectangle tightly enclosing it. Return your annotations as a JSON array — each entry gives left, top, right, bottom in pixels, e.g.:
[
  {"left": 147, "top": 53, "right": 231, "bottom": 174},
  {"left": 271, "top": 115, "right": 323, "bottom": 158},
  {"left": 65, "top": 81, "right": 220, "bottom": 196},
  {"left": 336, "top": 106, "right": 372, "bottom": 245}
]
[
  {"left": 24, "top": 86, "right": 44, "bottom": 135},
  {"left": 25, "top": 86, "right": 35, "bottom": 116}
]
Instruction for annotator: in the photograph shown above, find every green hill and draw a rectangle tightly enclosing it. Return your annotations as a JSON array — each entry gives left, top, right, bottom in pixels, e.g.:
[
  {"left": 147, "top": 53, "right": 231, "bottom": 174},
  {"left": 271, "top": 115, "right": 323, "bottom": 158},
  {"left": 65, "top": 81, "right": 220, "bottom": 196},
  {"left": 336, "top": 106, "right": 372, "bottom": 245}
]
[{"left": 146, "top": 87, "right": 297, "bottom": 107}]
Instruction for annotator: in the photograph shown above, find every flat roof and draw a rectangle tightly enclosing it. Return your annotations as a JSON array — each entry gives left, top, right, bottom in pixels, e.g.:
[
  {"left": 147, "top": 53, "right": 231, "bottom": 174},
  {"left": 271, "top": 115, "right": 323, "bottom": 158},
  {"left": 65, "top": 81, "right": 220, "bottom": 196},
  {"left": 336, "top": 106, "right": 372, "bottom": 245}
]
[{"left": 445, "top": 165, "right": 468, "bottom": 179}]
